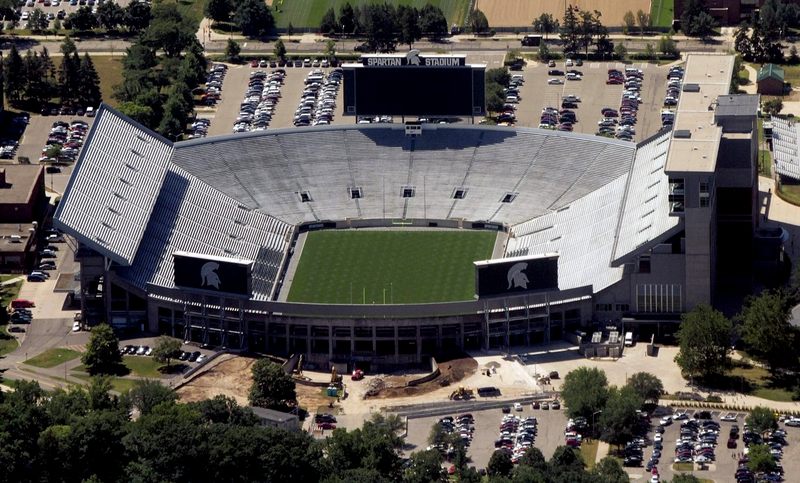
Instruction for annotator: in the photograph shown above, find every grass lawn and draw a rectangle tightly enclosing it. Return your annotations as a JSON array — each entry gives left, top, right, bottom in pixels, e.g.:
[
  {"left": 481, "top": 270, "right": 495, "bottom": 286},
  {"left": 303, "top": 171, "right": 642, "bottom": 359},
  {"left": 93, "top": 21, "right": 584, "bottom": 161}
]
[
  {"left": 0, "top": 274, "right": 21, "bottom": 283},
  {"left": 271, "top": 0, "right": 471, "bottom": 29},
  {"left": 778, "top": 182, "right": 800, "bottom": 206},
  {"left": 70, "top": 372, "right": 139, "bottom": 393},
  {"left": 650, "top": 0, "right": 674, "bottom": 28},
  {"left": 579, "top": 440, "right": 599, "bottom": 469},
  {"left": 24, "top": 348, "right": 81, "bottom": 368},
  {"left": 727, "top": 362, "right": 795, "bottom": 402},
  {"left": 287, "top": 230, "right": 495, "bottom": 304},
  {"left": 91, "top": 56, "right": 124, "bottom": 109},
  {"left": 0, "top": 325, "right": 19, "bottom": 357},
  {"left": 1, "top": 281, "right": 22, "bottom": 307},
  {"left": 123, "top": 356, "right": 167, "bottom": 378}
]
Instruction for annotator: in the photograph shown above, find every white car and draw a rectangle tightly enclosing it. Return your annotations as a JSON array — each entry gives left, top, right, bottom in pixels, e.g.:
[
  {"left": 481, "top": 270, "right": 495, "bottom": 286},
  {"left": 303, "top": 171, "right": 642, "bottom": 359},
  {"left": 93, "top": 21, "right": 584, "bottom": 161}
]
[
  {"left": 784, "top": 418, "right": 800, "bottom": 427},
  {"left": 514, "top": 402, "right": 523, "bottom": 411},
  {"left": 547, "top": 78, "right": 563, "bottom": 85},
  {"left": 674, "top": 410, "right": 689, "bottom": 420},
  {"left": 653, "top": 433, "right": 663, "bottom": 442},
  {"left": 71, "top": 321, "right": 80, "bottom": 332},
  {"left": 565, "top": 59, "right": 574, "bottom": 66},
  {"left": 566, "top": 72, "right": 582, "bottom": 81},
  {"left": 660, "top": 416, "right": 672, "bottom": 426},
  {"left": 721, "top": 412, "right": 737, "bottom": 422}
]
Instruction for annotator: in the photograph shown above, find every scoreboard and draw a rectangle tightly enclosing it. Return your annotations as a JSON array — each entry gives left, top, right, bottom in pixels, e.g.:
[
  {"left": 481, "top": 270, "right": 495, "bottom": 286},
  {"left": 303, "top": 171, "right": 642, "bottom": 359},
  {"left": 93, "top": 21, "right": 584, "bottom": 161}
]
[{"left": 343, "top": 51, "right": 486, "bottom": 117}]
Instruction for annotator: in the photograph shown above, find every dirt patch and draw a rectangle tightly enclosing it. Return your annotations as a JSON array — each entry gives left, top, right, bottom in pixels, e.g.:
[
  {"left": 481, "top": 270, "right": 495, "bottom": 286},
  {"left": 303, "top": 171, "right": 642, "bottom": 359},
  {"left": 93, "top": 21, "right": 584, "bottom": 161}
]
[
  {"left": 366, "top": 355, "right": 478, "bottom": 399},
  {"left": 177, "top": 355, "right": 256, "bottom": 406},
  {"left": 476, "top": 0, "right": 651, "bottom": 27}
]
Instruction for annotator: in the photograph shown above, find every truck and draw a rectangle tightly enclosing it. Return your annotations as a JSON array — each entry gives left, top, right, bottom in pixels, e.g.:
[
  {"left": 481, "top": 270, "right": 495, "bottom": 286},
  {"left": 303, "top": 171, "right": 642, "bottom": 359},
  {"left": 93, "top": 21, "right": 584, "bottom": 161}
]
[{"left": 521, "top": 34, "right": 542, "bottom": 47}]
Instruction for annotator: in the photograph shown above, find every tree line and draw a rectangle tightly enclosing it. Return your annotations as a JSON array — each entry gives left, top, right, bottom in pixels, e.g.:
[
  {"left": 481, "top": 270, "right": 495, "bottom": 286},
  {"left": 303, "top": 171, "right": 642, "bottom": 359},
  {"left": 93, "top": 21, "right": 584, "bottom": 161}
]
[
  {"left": 2, "top": 38, "right": 101, "bottom": 110},
  {"left": 559, "top": 6, "right": 613, "bottom": 58},
  {"left": 734, "top": 0, "right": 800, "bottom": 63},
  {"left": 316, "top": 3, "right": 490, "bottom": 52},
  {"left": 112, "top": 2, "right": 206, "bottom": 140},
  {"left": 204, "top": 0, "right": 275, "bottom": 37}
]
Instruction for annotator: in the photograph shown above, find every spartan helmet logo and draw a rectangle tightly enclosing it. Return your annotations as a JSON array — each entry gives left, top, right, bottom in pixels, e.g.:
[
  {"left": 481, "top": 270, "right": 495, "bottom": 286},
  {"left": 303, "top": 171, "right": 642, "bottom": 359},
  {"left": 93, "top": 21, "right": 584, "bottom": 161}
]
[
  {"left": 406, "top": 49, "right": 421, "bottom": 65},
  {"left": 200, "top": 262, "right": 221, "bottom": 289},
  {"left": 507, "top": 262, "right": 530, "bottom": 290}
]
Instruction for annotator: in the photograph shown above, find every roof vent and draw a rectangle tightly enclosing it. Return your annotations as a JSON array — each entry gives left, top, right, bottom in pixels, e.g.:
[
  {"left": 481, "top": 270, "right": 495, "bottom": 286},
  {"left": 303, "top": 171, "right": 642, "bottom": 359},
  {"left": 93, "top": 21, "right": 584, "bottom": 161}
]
[
  {"left": 683, "top": 83, "right": 700, "bottom": 92},
  {"left": 674, "top": 129, "right": 692, "bottom": 139},
  {"left": 501, "top": 192, "right": 518, "bottom": 203},
  {"left": 452, "top": 187, "right": 467, "bottom": 200}
]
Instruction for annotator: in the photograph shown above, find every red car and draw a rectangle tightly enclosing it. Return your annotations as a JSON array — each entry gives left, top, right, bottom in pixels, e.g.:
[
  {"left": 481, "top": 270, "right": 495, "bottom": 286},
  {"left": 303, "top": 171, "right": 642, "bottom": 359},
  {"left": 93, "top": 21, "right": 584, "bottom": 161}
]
[
  {"left": 11, "top": 299, "right": 35, "bottom": 308},
  {"left": 319, "top": 422, "right": 336, "bottom": 430},
  {"left": 250, "top": 59, "right": 259, "bottom": 67}
]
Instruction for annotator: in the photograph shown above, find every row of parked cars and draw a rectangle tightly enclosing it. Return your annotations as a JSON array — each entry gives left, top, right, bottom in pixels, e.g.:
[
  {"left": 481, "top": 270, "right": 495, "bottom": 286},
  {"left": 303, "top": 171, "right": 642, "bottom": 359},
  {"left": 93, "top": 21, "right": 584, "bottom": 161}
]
[
  {"left": 27, "top": 228, "right": 64, "bottom": 282},
  {"left": 504, "top": 74, "right": 525, "bottom": 105},
  {"left": 187, "top": 118, "right": 211, "bottom": 139},
  {"left": 40, "top": 120, "right": 88, "bottom": 164},
  {"left": 735, "top": 424, "right": 787, "bottom": 482},
  {"left": 120, "top": 344, "right": 206, "bottom": 363},
  {"left": 427, "top": 413, "right": 474, "bottom": 465},
  {"left": 201, "top": 63, "right": 227, "bottom": 106},
  {"left": 596, "top": 68, "right": 642, "bottom": 141},
  {"left": 664, "top": 65, "right": 684, "bottom": 107},
  {"left": 493, "top": 414, "right": 536, "bottom": 464},
  {"left": 233, "top": 69, "right": 286, "bottom": 133},
  {"left": 293, "top": 68, "right": 342, "bottom": 127}
]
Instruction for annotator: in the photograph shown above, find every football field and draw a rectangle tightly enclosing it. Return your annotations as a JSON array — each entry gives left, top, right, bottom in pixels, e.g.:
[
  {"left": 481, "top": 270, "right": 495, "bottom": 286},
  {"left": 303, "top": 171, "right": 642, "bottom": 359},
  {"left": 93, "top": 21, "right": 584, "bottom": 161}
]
[
  {"left": 286, "top": 230, "right": 496, "bottom": 304},
  {"left": 269, "top": 0, "right": 471, "bottom": 29}
]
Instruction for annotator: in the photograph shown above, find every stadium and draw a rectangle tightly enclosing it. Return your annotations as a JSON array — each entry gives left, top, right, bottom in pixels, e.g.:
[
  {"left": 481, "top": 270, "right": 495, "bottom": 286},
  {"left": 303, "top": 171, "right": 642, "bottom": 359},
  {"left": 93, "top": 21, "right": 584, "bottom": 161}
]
[{"left": 54, "top": 54, "right": 759, "bottom": 370}]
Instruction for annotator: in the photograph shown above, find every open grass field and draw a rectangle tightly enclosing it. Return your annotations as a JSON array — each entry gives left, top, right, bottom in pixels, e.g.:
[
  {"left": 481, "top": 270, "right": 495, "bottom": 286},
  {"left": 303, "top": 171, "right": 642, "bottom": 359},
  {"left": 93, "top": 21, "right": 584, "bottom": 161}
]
[
  {"left": 475, "top": 0, "right": 651, "bottom": 27},
  {"left": 287, "top": 230, "right": 495, "bottom": 304},
  {"left": 123, "top": 356, "right": 167, "bottom": 378},
  {"left": 23, "top": 348, "right": 81, "bottom": 368},
  {"left": 650, "top": 0, "right": 674, "bottom": 28},
  {"left": 269, "top": 0, "right": 471, "bottom": 28},
  {"left": 92, "top": 56, "right": 123, "bottom": 109}
]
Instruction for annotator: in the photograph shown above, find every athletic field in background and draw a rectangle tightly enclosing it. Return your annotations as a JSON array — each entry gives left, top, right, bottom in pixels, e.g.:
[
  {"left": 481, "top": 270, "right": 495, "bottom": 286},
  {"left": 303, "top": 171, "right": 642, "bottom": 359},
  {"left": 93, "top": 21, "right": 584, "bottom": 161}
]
[
  {"left": 268, "top": 0, "right": 471, "bottom": 29},
  {"left": 286, "top": 230, "right": 496, "bottom": 304}
]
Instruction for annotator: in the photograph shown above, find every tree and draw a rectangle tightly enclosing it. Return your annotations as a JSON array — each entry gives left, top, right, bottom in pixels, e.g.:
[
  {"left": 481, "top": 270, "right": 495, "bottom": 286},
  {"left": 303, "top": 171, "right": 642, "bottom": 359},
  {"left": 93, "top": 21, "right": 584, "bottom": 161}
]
[
  {"left": 738, "top": 289, "right": 797, "bottom": 369},
  {"left": 403, "top": 449, "right": 445, "bottom": 483},
  {"left": 549, "top": 445, "right": 585, "bottom": 473},
  {"left": 674, "top": 304, "right": 733, "bottom": 380},
  {"left": 235, "top": 0, "right": 274, "bottom": 37},
  {"left": 97, "top": 1, "right": 126, "bottom": 31},
  {"left": 561, "top": 367, "right": 609, "bottom": 420},
  {"left": 158, "top": 88, "right": 189, "bottom": 140},
  {"left": 746, "top": 406, "right": 778, "bottom": 434},
  {"left": 657, "top": 34, "right": 679, "bottom": 56},
  {"left": 78, "top": 53, "right": 102, "bottom": 108},
  {"left": 190, "top": 395, "right": 259, "bottom": 425},
  {"left": 249, "top": 359, "right": 296, "bottom": 410},
  {"left": 65, "top": 6, "right": 98, "bottom": 31},
  {"left": 225, "top": 39, "right": 241, "bottom": 63},
  {"left": 122, "top": 379, "right": 177, "bottom": 415},
  {"left": 560, "top": 5, "right": 581, "bottom": 55},
  {"left": 487, "top": 449, "right": 514, "bottom": 477},
  {"left": 143, "top": 3, "right": 196, "bottom": 57},
  {"left": 324, "top": 39, "right": 337, "bottom": 59},
  {"left": 81, "top": 323, "right": 123, "bottom": 375},
  {"left": 397, "top": 5, "right": 421, "bottom": 48},
  {"left": 644, "top": 42, "right": 656, "bottom": 60},
  {"left": 152, "top": 336, "right": 182, "bottom": 368},
  {"left": 3, "top": 44, "right": 23, "bottom": 101},
  {"left": 533, "top": 13, "right": 558, "bottom": 39},
  {"left": 636, "top": 9, "right": 650, "bottom": 35},
  {"left": 599, "top": 385, "right": 643, "bottom": 445},
  {"left": 760, "top": 97, "right": 784, "bottom": 117},
  {"left": 626, "top": 372, "right": 664, "bottom": 403},
  {"left": 671, "top": 475, "right": 702, "bottom": 483},
  {"left": 205, "top": 0, "right": 233, "bottom": 23},
  {"left": 518, "top": 446, "right": 546, "bottom": 470},
  {"left": 124, "top": 1, "right": 152, "bottom": 33},
  {"left": 592, "top": 456, "right": 628, "bottom": 482},
  {"left": 538, "top": 42, "right": 550, "bottom": 62},
  {"left": 118, "top": 101, "right": 156, "bottom": 127},
  {"left": 622, "top": 11, "right": 635, "bottom": 34},
  {"left": 340, "top": 2, "right": 356, "bottom": 35},
  {"left": 747, "top": 444, "right": 777, "bottom": 473},
  {"left": 273, "top": 38, "right": 287, "bottom": 61},
  {"left": 320, "top": 7, "right": 337, "bottom": 35},
  {"left": 26, "top": 7, "right": 48, "bottom": 33},
  {"left": 681, "top": 0, "right": 717, "bottom": 37},
  {"left": 362, "top": 4, "right": 399, "bottom": 52},
  {"left": 468, "top": 8, "right": 489, "bottom": 34},
  {"left": 419, "top": 4, "right": 448, "bottom": 40}
]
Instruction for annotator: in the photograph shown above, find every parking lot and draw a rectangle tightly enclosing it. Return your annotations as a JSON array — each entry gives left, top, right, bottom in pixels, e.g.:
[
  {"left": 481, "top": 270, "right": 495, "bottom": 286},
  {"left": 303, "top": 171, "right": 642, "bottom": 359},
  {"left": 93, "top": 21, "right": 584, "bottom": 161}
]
[
  {"left": 405, "top": 404, "right": 568, "bottom": 470},
  {"left": 16, "top": 0, "right": 131, "bottom": 27},
  {"left": 513, "top": 60, "right": 670, "bottom": 143}
]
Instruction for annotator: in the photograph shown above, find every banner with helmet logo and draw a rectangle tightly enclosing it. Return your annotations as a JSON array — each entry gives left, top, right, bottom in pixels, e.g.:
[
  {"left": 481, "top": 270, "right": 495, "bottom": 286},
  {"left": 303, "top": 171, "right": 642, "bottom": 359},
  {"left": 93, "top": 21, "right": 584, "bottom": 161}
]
[
  {"left": 173, "top": 251, "right": 253, "bottom": 296},
  {"left": 473, "top": 254, "right": 558, "bottom": 298}
]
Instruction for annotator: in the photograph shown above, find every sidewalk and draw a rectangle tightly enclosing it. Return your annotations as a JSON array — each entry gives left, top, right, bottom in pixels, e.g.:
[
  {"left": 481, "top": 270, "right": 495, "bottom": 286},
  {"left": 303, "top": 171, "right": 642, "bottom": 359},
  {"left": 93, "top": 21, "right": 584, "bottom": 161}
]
[{"left": 1, "top": 276, "right": 23, "bottom": 286}]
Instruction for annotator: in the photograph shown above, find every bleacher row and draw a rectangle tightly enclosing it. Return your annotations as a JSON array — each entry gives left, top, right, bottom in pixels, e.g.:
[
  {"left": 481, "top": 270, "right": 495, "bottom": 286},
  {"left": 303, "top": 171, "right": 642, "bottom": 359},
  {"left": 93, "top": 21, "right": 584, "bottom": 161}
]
[
  {"left": 55, "top": 107, "right": 174, "bottom": 265},
  {"left": 119, "top": 165, "right": 293, "bottom": 301},
  {"left": 770, "top": 116, "right": 800, "bottom": 180},
  {"left": 173, "top": 125, "right": 636, "bottom": 226},
  {"left": 611, "top": 130, "right": 677, "bottom": 262}
]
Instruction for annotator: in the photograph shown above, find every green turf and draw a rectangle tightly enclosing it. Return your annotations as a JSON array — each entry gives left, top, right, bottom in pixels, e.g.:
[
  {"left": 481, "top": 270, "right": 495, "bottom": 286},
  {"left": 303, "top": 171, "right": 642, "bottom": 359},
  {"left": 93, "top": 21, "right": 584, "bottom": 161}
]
[
  {"left": 287, "top": 230, "right": 495, "bottom": 304},
  {"left": 650, "top": 0, "right": 674, "bottom": 28},
  {"left": 123, "top": 356, "right": 167, "bottom": 378},
  {"left": 24, "top": 348, "right": 81, "bottom": 368},
  {"left": 271, "top": 0, "right": 471, "bottom": 29}
]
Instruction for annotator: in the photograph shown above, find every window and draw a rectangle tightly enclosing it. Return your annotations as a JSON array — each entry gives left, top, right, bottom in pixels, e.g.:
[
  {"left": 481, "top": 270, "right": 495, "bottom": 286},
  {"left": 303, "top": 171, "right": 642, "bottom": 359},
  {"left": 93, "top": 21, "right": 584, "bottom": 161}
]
[
  {"left": 638, "top": 255, "right": 651, "bottom": 273},
  {"left": 349, "top": 187, "right": 363, "bottom": 199},
  {"left": 699, "top": 181, "right": 710, "bottom": 208},
  {"left": 299, "top": 191, "right": 312, "bottom": 202},
  {"left": 615, "top": 304, "right": 630, "bottom": 312},
  {"left": 501, "top": 192, "right": 518, "bottom": 203},
  {"left": 635, "top": 284, "right": 682, "bottom": 313},
  {"left": 453, "top": 187, "right": 467, "bottom": 199},
  {"left": 402, "top": 186, "right": 415, "bottom": 198},
  {"left": 595, "top": 303, "right": 612, "bottom": 311}
]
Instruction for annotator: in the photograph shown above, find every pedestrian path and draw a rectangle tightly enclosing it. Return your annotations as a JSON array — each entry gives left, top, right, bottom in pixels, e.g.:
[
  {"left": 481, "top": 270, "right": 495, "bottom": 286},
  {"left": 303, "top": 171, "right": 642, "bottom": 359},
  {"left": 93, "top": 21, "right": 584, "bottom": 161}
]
[{"left": 595, "top": 440, "right": 610, "bottom": 464}]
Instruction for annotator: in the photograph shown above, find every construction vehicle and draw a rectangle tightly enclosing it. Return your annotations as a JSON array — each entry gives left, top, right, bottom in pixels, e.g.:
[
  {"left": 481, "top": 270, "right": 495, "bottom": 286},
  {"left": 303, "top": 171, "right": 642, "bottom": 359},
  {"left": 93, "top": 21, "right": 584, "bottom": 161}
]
[{"left": 448, "top": 386, "right": 474, "bottom": 400}]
